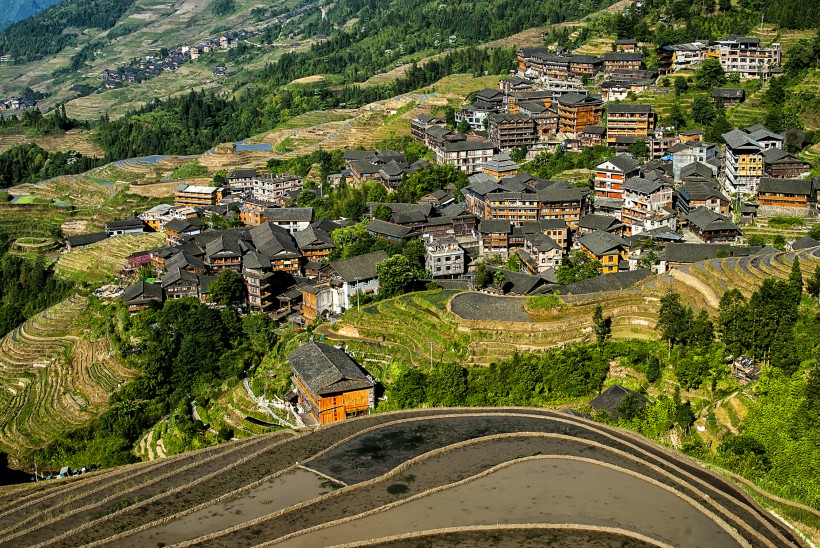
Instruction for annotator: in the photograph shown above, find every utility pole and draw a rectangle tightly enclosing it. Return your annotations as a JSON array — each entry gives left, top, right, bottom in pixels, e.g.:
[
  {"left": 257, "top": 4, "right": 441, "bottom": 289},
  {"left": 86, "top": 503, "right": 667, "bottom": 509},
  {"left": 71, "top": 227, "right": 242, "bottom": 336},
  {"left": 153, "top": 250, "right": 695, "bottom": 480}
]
[{"left": 356, "top": 278, "right": 360, "bottom": 313}]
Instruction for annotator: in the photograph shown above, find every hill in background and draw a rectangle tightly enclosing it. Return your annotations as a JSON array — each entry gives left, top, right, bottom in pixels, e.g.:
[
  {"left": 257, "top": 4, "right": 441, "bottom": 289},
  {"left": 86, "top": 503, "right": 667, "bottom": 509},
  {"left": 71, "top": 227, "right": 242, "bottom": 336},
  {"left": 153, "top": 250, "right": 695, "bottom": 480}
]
[{"left": 0, "top": 0, "right": 62, "bottom": 30}]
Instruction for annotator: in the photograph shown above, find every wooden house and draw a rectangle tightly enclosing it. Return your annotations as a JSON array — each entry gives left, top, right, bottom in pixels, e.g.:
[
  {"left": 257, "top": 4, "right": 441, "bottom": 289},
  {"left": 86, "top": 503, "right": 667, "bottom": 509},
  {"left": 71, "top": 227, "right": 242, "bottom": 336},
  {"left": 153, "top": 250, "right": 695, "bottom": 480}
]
[
  {"left": 288, "top": 342, "right": 375, "bottom": 425},
  {"left": 578, "top": 230, "right": 630, "bottom": 274}
]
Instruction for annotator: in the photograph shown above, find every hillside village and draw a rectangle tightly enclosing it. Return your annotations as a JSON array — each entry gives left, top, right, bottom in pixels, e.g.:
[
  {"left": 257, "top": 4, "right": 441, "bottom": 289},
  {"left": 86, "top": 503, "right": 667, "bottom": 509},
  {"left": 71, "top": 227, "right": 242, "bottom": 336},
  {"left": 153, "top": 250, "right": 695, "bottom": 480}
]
[{"left": 56, "top": 31, "right": 812, "bottom": 341}]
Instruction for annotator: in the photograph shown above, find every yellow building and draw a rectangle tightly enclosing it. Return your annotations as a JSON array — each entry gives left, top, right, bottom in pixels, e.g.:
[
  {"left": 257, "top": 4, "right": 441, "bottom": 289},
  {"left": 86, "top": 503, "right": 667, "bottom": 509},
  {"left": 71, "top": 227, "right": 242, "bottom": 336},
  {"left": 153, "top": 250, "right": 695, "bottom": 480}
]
[{"left": 578, "top": 230, "right": 630, "bottom": 274}]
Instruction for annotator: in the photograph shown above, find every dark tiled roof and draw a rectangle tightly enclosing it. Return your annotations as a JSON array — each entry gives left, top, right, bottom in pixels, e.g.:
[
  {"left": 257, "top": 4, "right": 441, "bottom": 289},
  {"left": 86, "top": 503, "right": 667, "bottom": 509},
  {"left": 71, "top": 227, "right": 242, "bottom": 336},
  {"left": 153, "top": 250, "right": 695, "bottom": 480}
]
[
  {"left": 264, "top": 207, "right": 314, "bottom": 222},
  {"left": 106, "top": 218, "right": 144, "bottom": 230},
  {"left": 288, "top": 342, "right": 373, "bottom": 396},
  {"left": 249, "top": 222, "right": 301, "bottom": 259},
  {"left": 604, "top": 52, "right": 643, "bottom": 61},
  {"left": 590, "top": 384, "right": 649, "bottom": 420},
  {"left": 711, "top": 88, "right": 744, "bottom": 99},
  {"left": 330, "top": 250, "right": 389, "bottom": 283},
  {"left": 686, "top": 207, "right": 740, "bottom": 233},
  {"left": 560, "top": 269, "right": 650, "bottom": 294},
  {"left": 600, "top": 154, "right": 639, "bottom": 173},
  {"left": 623, "top": 177, "right": 668, "bottom": 195},
  {"left": 442, "top": 140, "right": 495, "bottom": 152},
  {"left": 758, "top": 178, "right": 813, "bottom": 196},
  {"left": 578, "top": 214, "right": 622, "bottom": 232},
  {"left": 367, "top": 219, "right": 415, "bottom": 239},
  {"left": 123, "top": 281, "right": 163, "bottom": 303},
  {"left": 579, "top": 230, "right": 629, "bottom": 256},
  {"left": 65, "top": 232, "right": 108, "bottom": 247},
  {"left": 664, "top": 243, "right": 759, "bottom": 263},
  {"left": 479, "top": 220, "right": 513, "bottom": 234}
]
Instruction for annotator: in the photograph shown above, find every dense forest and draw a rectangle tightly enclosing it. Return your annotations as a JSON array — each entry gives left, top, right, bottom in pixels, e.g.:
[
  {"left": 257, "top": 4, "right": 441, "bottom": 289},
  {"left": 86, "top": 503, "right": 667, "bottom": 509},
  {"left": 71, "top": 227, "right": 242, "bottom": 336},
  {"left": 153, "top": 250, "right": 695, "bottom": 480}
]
[
  {"left": 0, "top": 245, "right": 74, "bottom": 337},
  {"left": 0, "top": 0, "right": 136, "bottom": 63},
  {"left": 0, "top": 143, "right": 105, "bottom": 189}
]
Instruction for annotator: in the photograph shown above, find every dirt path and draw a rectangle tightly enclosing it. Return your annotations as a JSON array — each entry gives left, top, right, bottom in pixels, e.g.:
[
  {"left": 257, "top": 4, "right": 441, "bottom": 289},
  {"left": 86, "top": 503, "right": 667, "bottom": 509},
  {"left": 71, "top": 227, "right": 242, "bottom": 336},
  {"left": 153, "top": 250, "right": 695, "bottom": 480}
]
[{"left": 145, "top": 430, "right": 156, "bottom": 461}]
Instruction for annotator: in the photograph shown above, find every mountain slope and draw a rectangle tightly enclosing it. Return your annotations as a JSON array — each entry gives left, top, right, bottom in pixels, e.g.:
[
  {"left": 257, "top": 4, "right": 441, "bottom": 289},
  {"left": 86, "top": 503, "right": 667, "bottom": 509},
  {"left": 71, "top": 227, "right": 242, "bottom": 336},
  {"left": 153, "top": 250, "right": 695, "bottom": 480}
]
[{"left": 0, "top": 0, "right": 63, "bottom": 31}]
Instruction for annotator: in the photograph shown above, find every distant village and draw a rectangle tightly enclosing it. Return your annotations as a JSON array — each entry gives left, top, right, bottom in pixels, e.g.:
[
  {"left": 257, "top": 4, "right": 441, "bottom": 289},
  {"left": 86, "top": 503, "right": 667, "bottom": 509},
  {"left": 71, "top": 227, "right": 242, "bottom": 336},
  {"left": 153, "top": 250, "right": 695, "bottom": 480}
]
[{"left": 51, "top": 32, "right": 815, "bottom": 335}]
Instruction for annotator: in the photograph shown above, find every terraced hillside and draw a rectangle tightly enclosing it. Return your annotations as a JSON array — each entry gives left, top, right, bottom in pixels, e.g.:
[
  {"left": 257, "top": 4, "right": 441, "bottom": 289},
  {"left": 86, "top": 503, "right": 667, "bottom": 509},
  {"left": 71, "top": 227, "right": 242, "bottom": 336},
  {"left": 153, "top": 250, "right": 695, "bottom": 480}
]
[
  {"left": 0, "top": 408, "right": 811, "bottom": 547},
  {"left": 55, "top": 232, "right": 164, "bottom": 284},
  {"left": 0, "top": 294, "right": 132, "bottom": 456},
  {"left": 317, "top": 246, "right": 820, "bottom": 366}
]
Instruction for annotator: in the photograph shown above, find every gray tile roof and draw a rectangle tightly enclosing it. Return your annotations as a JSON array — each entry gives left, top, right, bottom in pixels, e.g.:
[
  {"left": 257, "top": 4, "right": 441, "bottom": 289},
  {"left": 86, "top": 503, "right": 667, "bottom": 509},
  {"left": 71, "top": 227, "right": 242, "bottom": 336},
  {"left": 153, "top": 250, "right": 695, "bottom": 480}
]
[
  {"left": 288, "top": 342, "right": 373, "bottom": 397},
  {"left": 600, "top": 154, "right": 639, "bottom": 173},
  {"left": 607, "top": 103, "right": 653, "bottom": 114},
  {"left": 479, "top": 220, "right": 513, "bottom": 234},
  {"left": 579, "top": 230, "right": 630, "bottom": 256},
  {"left": 330, "top": 250, "right": 389, "bottom": 283},
  {"left": 367, "top": 219, "right": 415, "bottom": 239},
  {"left": 758, "top": 178, "right": 814, "bottom": 196},
  {"left": 685, "top": 207, "right": 741, "bottom": 233}
]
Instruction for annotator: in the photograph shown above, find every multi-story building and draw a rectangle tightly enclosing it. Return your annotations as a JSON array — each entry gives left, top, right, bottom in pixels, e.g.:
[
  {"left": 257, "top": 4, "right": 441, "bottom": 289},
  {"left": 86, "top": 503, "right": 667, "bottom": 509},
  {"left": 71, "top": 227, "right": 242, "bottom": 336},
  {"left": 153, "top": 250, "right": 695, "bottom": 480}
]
[
  {"left": 621, "top": 177, "right": 674, "bottom": 236},
  {"left": 484, "top": 192, "right": 541, "bottom": 225},
  {"left": 723, "top": 129, "right": 764, "bottom": 195},
  {"left": 488, "top": 113, "right": 538, "bottom": 151},
  {"left": 410, "top": 114, "right": 445, "bottom": 142},
  {"left": 669, "top": 141, "right": 717, "bottom": 181},
  {"left": 679, "top": 180, "right": 731, "bottom": 215},
  {"left": 479, "top": 220, "right": 513, "bottom": 259},
  {"left": 174, "top": 184, "right": 225, "bottom": 207},
  {"left": 425, "top": 238, "right": 465, "bottom": 278},
  {"left": 762, "top": 148, "right": 812, "bottom": 179},
  {"left": 517, "top": 48, "right": 603, "bottom": 80},
  {"left": 249, "top": 174, "right": 303, "bottom": 203},
  {"left": 685, "top": 207, "right": 742, "bottom": 243},
  {"left": 605, "top": 104, "right": 655, "bottom": 145},
  {"left": 594, "top": 154, "right": 641, "bottom": 199},
  {"left": 708, "top": 36, "right": 781, "bottom": 80},
  {"left": 243, "top": 251, "right": 275, "bottom": 312},
  {"left": 658, "top": 42, "right": 708, "bottom": 74},
  {"left": 436, "top": 140, "right": 495, "bottom": 174},
  {"left": 558, "top": 93, "right": 603, "bottom": 135},
  {"left": 758, "top": 178, "right": 817, "bottom": 213},
  {"left": 536, "top": 184, "right": 589, "bottom": 228},
  {"left": 479, "top": 153, "right": 519, "bottom": 180},
  {"left": 522, "top": 233, "right": 563, "bottom": 272},
  {"left": 614, "top": 39, "right": 638, "bottom": 52},
  {"left": 263, "top": 207, "right": 314, "bottom": 234},
  {"left": 603, "top": 52, "right": 643, "bottom": 74},
  {"left": 578, "top": 230, "right": 630, "bottom": 274}
]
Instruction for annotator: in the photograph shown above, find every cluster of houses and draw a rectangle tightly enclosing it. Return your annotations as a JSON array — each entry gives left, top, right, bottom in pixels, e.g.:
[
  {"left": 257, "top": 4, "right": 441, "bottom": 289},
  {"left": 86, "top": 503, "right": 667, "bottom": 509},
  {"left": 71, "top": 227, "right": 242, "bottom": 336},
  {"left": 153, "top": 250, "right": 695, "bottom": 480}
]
[
  {"left": 0, "top": 96, "right": 37, "bottom": 111},
  {"left": 415, "top": 34, "right": 783, "bottom": 165},
  {"left": 98, "top": 29, "right": 256, "bottom": 89}
]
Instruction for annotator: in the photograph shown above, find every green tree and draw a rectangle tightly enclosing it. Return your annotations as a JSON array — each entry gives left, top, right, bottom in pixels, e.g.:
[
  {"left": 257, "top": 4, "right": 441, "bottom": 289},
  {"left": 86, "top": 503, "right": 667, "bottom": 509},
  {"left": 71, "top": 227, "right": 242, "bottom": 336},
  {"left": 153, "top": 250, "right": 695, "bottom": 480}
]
[
  {"left": 692, "top": 95, "right": 716, "bottom": 125},
  {"left": 207, "top": 270, "right": 245, "bottom": 307},
  {"left": 556, "top": 251, "right": 602, "bottom": 285},
  {"left": 376, "top": 254, "right": 415, "bottom": 297},
  {"left": 646, "top": 355, "right": 662, "bottom": 383},
  {"left": 242, "top": 313, "right": 276, "bottom": 354},
  {"left": 674, "top": 76, "right": 689, "bottom": 96},
  {"left": 593, "top": 304, "right": 612, "bottom": 347},
  {"left": 626, "top": 139, "right": 649, "bottom": 158},
  {"left": 806, "top": 266, "right": 820, "bottom": 299},
  {"left": 789, "top": 256, "right": 803, "bottom": 295},
  {"left": 373, "top": 204, "right": 392, "bottom": 221},
  {"left": 427, "top": 362, "right": 468, "bottom": 406},
  {"left": 493, "top": 270, "right": 506, "bottom": 289},
  {"left": 747, "top": 234, "right": 766, "bottom": 247},
  {"left": 695, "top": 58, "right": 726, "bottom": 89},
  {"left": 657, "top": 291, "right": 692, "bottom": 348},
  {"left": 772, "top": 234, "right": 787, "bottom": 250},
  {"left": 510, "top": 146, "right": 528, "bottom": 163},
  {"left": 391, "top": 368, "right": 427, "bottom": 408},
  {"left": 718, "top": 289, "right": 747, "bottom": 356},
  {"left": 456, "top": 120, "right": 472, "bottom": 134},
  {"left": 667, "top": 101, "right": 688, "bottom": 130},
  {"left": 475, "top": 263, "right": 492, "bottom": 288}
]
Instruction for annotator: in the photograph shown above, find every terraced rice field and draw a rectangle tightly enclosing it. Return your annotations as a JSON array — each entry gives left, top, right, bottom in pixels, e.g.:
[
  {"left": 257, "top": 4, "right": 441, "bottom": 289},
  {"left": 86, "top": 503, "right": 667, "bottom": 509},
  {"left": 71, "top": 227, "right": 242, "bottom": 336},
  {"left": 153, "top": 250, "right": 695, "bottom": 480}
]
[
  {"left": 55, "top": 233, "right": 164, "bottom": 284},
  {"left": 318, "top": 246, "right": 820, "bottom": 366},
  {"left": 0, "top": 409, "right": 808, "bottom": 547},
  {"left": 0, "top": 295, "right": 132, "bottom": 456}
]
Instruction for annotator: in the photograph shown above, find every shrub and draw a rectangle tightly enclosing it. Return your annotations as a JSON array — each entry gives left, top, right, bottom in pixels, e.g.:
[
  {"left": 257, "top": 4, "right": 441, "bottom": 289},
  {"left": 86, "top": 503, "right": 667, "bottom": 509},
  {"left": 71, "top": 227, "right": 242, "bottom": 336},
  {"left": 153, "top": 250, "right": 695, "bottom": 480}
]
[{"left": 527, "top": 294, "right": 564, "bottom": 311}]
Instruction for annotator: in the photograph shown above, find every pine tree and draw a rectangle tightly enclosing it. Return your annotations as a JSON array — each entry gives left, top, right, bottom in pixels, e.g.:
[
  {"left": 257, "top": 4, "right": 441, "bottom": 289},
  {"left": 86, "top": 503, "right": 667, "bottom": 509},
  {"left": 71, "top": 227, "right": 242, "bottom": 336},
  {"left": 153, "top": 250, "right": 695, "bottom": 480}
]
[{"left": 593, "top": 305, "right": 612, "bottom": 347}]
